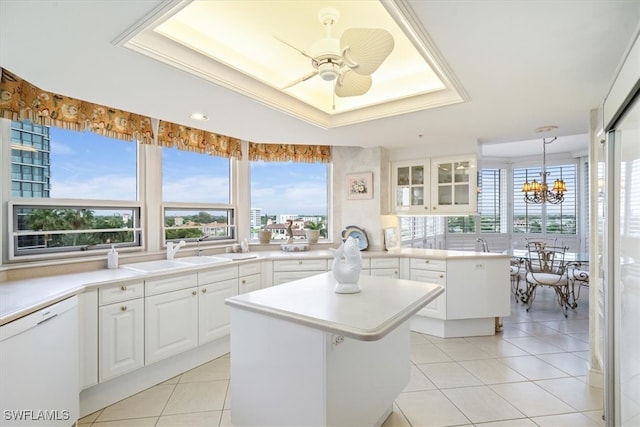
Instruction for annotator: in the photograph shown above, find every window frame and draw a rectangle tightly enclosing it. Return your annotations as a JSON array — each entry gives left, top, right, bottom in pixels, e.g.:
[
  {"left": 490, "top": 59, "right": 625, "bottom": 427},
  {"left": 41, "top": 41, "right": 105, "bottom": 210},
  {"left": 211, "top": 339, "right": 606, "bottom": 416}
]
[
  {"left": 8, "top": 198, "right": 144, "bottom": 261},
  {"left": 162, "top": 203, "right": 236, "bottom": 246}
]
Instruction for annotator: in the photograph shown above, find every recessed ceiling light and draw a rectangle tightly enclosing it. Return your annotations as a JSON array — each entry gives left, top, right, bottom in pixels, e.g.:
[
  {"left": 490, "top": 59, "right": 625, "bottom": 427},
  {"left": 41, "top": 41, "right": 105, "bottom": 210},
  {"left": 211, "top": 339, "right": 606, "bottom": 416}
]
[{"left": 190, "top": 112, "right": 209, "bottom": 121}]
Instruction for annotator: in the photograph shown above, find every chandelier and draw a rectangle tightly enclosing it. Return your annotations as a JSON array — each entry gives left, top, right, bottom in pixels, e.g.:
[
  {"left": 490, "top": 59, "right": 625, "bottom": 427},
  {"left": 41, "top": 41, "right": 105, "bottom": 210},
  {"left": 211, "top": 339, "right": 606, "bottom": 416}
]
[{"left": 521, "top": 137, "right": 567, "bottom": 204}]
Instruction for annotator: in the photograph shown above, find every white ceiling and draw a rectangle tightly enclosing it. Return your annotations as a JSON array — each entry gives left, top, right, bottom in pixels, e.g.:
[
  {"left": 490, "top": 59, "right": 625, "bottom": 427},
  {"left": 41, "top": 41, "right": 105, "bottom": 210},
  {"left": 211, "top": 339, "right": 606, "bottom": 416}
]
[{"left": 1, "top": 0, "right": 639, "bottom": 156}]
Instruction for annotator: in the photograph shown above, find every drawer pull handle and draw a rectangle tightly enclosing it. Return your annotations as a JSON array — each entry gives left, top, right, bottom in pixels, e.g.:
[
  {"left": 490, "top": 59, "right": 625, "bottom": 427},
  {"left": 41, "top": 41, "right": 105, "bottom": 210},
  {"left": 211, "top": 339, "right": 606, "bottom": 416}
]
[
  {"left": 440, "top": 274, "right": 444, "bottom": 278},
  {"left": 425, "top": 260, "right": 430, "bottom": 263},
  {"left": 241, "top": 279, "right": 246, "bottom": 284},
  {"left": 121, "top": 285, "right": 127, "bottom": 291},
  {"left": 121, "top": 306, "right": 127, "bottom": 311},
  {"left": 201, "top": 288, "right": 207, "bottom": 294},
  {"left": 192, "top": 290, "right": 197, "bottom": 296},
  {"left": 299, "top": 261, "right": 302, "bottom": 264}
]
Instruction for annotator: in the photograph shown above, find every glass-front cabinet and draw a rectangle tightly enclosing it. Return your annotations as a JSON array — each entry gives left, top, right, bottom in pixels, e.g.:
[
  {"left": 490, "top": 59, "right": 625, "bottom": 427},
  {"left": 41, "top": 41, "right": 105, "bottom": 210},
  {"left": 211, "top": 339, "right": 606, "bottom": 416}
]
[
  {"left": 431, "top": 156, "right": 477, "bottom": 213},
  {"left": 392, "top": 160, "right": 430, "bottom": 213},
  {"left": 391, "top": 155, "right": 477, "bottom": 214}
]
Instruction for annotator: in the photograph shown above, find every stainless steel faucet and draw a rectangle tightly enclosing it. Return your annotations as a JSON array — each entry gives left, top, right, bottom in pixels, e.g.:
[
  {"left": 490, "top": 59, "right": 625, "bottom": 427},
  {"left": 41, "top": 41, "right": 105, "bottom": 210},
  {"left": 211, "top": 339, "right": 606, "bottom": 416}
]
[{"left": 476, "top": 238, "right": 489, "bottom": 253}]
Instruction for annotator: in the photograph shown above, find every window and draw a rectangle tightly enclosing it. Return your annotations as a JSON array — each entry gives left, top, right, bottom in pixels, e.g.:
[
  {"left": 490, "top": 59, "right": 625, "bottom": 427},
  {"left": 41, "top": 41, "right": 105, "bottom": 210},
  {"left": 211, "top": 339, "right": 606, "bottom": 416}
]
[
  {"left": 513, "top": 164, "right": 576, "bottom": 234},
  {"left": 10, "top": 201, "right": 141, "bottom": 258},
  {"left": 250, "top": 161, "right": 328, "bottom": 241},
  {"left": 399, "top": 216, "right": 445, "bottom": 248},
  {"left": 478, "top": 168, "right": 506, "bottom": 233},
  {"left": 7, "top": 122, "right": 142, "bottom": 259},
  {"left": 162, "top": 148, "right": 234, "bottom": 243}
]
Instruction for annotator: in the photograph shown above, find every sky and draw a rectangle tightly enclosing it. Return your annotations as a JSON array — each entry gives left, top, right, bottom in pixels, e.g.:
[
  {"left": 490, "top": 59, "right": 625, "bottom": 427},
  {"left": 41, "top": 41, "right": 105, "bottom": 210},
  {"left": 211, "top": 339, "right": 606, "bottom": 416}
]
[{"left": 49, "top": 128, "right": 328, "bottom": 217}]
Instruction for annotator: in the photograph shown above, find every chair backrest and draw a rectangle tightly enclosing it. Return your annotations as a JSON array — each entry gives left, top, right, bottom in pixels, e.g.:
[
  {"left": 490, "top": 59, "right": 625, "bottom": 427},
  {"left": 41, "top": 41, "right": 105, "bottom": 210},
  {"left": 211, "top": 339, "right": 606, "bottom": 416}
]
[
  {"left": 524, "top": 237, "right": 558, "bottom": 251},
  {"left": 525, "top": 243, "right": 567, "bottom": 276}
]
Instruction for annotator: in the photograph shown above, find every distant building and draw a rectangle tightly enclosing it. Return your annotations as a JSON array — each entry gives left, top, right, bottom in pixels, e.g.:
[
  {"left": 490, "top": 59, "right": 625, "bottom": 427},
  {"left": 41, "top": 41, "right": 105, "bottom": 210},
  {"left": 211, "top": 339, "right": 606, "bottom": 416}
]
[
  {"left": 250, "top": 208, "right": 262, "bottom": 228},
  {"left": 278, "top": 214, "right": 299, "bottom": 224},
  {"left": 11, "top": 121, "right": 51, "bottom": 198}
]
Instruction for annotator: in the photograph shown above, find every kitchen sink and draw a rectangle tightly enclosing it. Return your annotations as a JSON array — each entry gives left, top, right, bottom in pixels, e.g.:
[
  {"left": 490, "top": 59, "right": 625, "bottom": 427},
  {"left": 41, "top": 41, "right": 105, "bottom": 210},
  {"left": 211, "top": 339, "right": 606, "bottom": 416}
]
[
  {"left": 177, "top": 256, "right": 233, "bottom": 265},
  {"left": 121, "top": 259, "right": 193, "bottom": 273}
]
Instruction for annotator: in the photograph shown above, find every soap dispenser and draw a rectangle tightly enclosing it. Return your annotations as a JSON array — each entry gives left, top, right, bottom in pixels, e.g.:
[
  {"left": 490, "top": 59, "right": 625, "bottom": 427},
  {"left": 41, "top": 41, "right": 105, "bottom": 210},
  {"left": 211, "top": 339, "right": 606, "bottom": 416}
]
[{"left": 107, "top": 245, "right": 119, "bottom": 269}]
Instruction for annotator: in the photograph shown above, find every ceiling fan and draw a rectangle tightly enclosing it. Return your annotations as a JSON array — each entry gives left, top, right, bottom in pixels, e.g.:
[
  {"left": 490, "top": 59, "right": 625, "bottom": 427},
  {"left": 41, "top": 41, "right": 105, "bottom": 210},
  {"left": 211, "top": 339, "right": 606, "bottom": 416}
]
[{"left": 277, "top": 7, "right": 394, "bottom": 98}]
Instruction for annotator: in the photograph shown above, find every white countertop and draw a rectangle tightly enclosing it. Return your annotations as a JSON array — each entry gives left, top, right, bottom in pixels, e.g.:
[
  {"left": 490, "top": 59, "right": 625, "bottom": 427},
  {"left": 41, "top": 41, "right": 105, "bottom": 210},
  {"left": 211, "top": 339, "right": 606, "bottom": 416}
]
[
  {"left": 0, "top": 268, "right": 145, "bottom": 325},
  {"left": 225, "top": 272, "right": 444, "bottom": 341},
  {"left": 0, "top": 247, "right": 497, "bottom": 326},
  {"left": 387, "top": 247, "right": 511, "bottom": 259}
]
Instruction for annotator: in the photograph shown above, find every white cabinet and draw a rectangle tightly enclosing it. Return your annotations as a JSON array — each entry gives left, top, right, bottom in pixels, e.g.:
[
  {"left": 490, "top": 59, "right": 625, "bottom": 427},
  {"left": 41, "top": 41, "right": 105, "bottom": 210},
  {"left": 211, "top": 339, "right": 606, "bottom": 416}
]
[
  {"left": 198, "top": 264, "right": 240, "bottom": 345},
  {"left": 99, "top": 295, "right": 144, "bottom": 382},
  {"left": 272, "top": 259, "right": 328, "bottom": 285},
  {"left": 410, "top": 259, "right": 446, "bottom": 319},
  {"left": 146, "top": 286, "right": 199, "bottom": 365},
  {"left": 362, "top": 257, "right": 400, "bottom": 278},
  {"left": 391, "top": 155, "right": 477, "bottom": 214},
  {"left": 392, "top": 160, "right": 431, "bottom": 213},
  {"left": 239, "top": 262, "right": 262, "bottom": 294},
  {"left": 431, "top": 155, "right": 477, "bottom": 214}
]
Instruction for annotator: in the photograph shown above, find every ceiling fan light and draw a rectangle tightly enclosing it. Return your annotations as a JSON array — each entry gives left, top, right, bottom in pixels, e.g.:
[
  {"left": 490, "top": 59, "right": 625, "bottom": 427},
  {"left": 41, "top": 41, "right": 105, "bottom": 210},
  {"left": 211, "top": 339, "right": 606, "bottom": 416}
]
[{"left": 317, "top": 61, "right": 340, "bottom": 81}]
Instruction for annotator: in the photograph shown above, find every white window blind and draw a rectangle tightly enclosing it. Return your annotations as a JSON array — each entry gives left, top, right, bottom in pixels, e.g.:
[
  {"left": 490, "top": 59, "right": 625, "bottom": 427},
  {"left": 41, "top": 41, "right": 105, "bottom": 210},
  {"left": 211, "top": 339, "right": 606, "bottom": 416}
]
[{"left": 513, "top": 164, "right": 577, "bottom": 234}]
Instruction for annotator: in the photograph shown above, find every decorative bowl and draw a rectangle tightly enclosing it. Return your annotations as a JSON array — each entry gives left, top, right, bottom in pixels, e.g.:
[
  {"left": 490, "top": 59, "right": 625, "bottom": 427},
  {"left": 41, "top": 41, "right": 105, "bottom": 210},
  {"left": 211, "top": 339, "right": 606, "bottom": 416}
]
[{"left": 280, "top": 243, "right": 309, "bottom": 252}]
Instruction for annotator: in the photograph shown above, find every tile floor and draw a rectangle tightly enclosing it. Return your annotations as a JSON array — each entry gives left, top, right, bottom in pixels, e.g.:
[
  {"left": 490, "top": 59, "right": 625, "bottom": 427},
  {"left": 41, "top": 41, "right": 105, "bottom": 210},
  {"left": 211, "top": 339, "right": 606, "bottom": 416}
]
[{"left": 79, "top": 285, "right": 603, "bottom": 427}]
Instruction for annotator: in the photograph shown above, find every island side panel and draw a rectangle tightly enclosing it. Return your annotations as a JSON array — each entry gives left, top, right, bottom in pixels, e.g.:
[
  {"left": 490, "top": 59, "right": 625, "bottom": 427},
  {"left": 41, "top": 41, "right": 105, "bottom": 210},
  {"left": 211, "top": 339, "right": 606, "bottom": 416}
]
[
  {"left": 446, "top": 257, "right": 511, "bottom": 319},
  {"left": 229, "top": 307, "right": 412, "bottom": 427},
  {"left": 326, "top": 320, "right": 411, "bottom": 427},
  {"left": 229, "top": 308, "right": 327, "bottom": 427}
]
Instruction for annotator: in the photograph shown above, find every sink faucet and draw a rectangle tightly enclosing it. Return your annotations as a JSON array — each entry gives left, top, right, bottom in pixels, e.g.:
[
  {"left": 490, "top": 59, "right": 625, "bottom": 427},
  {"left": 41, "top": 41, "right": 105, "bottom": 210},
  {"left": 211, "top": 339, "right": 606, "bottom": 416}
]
[
  {"left": 166, "top": 240, "right": 186, "bottom": 260},
  {"left": 476, "top": 238, "right": 489, "bottom": 253}
]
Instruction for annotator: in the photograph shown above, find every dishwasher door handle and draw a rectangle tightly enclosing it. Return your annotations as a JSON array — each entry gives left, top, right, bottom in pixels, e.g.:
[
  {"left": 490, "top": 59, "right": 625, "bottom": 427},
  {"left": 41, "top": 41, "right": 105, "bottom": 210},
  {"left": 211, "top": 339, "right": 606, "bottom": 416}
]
[{"left": 37, "top": 313, "right": 58, "bottom": 325}]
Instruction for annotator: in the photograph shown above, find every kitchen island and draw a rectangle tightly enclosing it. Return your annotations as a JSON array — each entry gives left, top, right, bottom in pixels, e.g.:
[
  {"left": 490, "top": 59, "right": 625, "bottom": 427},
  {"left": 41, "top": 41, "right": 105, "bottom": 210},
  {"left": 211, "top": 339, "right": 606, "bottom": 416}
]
[{"left": 225, "top": 272, "right": 443, "bottom": 427}]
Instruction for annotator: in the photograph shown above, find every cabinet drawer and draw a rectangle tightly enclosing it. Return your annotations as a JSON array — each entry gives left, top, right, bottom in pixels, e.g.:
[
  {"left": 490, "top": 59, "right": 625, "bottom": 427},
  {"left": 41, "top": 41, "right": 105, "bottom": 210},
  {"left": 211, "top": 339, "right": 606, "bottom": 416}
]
[
  {"left": 146, "top": 273, "right": 198, "bottom": 296},
  {"left": 410, "top": 258, "right": 446, "bottom": 271},
  {"left": 370, "top": 257, "right": 399, "bottom": 269},
  {"left": 99, "top": 281, "right": 144, "bottom": 305},
  {"left": 273, "top": 259, "right": 328, "bottom": 272},
  {"left": 198, "top": 265, "right": 239, "bottom": 285},
  {"left": 273, "top": 270, "right": 323, "bottom": 285},
  {"left": 239, "top": 261, "right": 261, "bottom": 277}
]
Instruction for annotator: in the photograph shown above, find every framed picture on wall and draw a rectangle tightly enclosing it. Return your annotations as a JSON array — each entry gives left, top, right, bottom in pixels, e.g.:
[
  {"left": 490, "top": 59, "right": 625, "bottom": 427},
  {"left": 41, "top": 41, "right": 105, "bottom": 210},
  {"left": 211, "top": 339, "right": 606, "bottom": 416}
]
[{"left": 346, "top": 172, "right": 373, "bottom": 200}]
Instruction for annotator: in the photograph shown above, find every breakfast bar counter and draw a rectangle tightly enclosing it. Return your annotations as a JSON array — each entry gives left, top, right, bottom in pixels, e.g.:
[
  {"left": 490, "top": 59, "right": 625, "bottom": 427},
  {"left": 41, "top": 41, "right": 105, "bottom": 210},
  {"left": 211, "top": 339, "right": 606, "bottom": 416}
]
[{"left": 225, "top": 272, "right": 443, "bottom": 427}]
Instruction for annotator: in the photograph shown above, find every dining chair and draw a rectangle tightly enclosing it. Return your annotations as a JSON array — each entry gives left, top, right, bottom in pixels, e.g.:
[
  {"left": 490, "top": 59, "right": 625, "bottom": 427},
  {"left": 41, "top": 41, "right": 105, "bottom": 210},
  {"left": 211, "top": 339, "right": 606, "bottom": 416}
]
[
  {"left": 568, "top": 263, "right": 589, "bottom": 308},
  {"left": 522, "top": 243, "right": 571, "bottom": 317}
]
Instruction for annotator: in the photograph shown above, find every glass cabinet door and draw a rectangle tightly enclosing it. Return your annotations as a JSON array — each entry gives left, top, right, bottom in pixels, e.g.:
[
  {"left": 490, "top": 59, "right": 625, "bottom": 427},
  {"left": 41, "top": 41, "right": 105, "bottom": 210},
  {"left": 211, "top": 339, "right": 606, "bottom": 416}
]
[
  {"left": 432, "top": 157, "right": 476, "bottom": 212},
  {"left": 394, "top": 163, "right": 428, "bottom": 211}
]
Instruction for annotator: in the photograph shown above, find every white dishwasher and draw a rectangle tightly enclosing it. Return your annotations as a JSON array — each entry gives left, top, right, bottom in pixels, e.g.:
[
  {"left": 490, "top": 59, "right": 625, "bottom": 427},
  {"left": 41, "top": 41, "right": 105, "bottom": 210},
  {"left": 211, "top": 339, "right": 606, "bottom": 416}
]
[{"left": 1, "top": 296, "right": 79, "bottom": 426}]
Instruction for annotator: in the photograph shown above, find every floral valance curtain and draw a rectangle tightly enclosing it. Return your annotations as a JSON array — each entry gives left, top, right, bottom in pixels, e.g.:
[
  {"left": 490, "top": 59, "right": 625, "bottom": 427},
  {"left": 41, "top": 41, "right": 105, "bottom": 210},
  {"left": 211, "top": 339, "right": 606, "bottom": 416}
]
[
  {"left": 0, "top": 69, "right": 242, "bottom": 158},
  {"left": 248, "top": 142, "right": 331, "bottom": 163},
  {"left": 157, "top": 120, "right": 242, "bottom": 158},
  {"left": 0, "top": 68, "right": 154, "bottom": 143}
]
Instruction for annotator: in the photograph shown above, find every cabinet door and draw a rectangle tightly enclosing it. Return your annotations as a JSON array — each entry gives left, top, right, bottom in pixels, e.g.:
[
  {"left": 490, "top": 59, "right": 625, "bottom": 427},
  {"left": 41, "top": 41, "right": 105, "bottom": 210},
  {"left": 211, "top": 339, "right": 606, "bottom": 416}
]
[
  {"left": 431, "top": 156, "right": 477, "bottom": 213},
  {"left": 198, "top": 278, "right": 238, "bottom": 345},
  {"left": 99, "top": 298, "right": 144, "bottom": 382},
  {"left": 239, "top": 273, "right": 261, "bottom": 294},
  {"left": 392, "top": 160, "right": 430, "bottom": 213},
  {"left": 410, "top": 269, "right": 446, "bottom": 319},
  {"left": 146, "top": 287, "right": 199, "bottom": 364}
]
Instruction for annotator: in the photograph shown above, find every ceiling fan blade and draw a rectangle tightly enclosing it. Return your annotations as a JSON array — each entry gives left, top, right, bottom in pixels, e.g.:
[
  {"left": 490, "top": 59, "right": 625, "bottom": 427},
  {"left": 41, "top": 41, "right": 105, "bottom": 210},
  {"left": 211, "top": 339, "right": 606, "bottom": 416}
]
[
  {"left": 340, "top": 28, "right": 394, "bottom": 75},
  {"left": 282, "top": 70, "right": 319, "bottom": 90},
  {"left": 335, "top": 70, "right": 372, "bottom": 97},
  {"left": 273, "top": 35, "right": 314, "bottom": 60}
]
